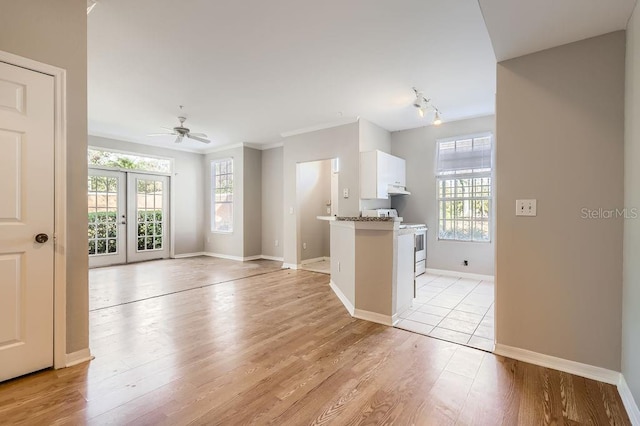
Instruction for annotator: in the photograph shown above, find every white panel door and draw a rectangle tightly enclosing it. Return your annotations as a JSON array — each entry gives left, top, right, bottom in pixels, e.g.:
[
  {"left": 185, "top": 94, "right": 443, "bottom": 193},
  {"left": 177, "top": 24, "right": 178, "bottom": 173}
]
[
  {"left": 127, "top": 173, "right": 170, "bottom": 263},
  {"left": 0, "top": 61, "right": 55, "bottom": 382},
  {"left": 88, "top": 169, "right": 127, "bottom": 267}
]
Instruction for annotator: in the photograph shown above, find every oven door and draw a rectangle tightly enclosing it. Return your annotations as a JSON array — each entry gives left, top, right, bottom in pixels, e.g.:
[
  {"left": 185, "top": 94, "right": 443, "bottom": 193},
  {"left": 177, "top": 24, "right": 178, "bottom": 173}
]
[{"left": 415, "top": 230, "right": 426, "bottom": 262}]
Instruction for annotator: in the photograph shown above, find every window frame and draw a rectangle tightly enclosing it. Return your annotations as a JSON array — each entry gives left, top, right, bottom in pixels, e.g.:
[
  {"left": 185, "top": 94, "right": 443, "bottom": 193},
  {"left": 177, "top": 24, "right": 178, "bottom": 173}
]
[
  {"left": 211, "top": 158, "right": 234, "bottom": 233},
  {"left": 87, "top": 146, "right": 173, "bottom": 175},
  {"left": 436, "top": 133, "right": 493, "bottom": 243}
]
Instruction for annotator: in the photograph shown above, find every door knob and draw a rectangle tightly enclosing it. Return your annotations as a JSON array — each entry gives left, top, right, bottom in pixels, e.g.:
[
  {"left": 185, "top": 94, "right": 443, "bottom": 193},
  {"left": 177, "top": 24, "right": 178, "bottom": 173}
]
[{"left": 35, "top": 233, "right": 49, "bottom": 244}]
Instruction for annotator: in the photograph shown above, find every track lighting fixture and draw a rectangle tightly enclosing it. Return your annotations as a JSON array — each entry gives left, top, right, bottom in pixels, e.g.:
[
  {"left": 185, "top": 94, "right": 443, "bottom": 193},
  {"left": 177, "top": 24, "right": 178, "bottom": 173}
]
[{"left": 412, "top": 87, "right": 443, "bottom": 126}]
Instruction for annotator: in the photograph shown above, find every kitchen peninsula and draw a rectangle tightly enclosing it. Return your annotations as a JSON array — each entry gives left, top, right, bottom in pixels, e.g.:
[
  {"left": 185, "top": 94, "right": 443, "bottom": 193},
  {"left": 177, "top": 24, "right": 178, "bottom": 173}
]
[{"left": 325, "top": 216, "right": 416, "bottom": 326}]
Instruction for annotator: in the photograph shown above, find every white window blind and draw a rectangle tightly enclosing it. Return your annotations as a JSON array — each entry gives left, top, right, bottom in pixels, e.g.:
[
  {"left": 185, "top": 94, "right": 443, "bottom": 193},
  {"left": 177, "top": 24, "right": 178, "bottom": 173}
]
[{"left": 436, "top": 135, "right": 492, "bottom": 176}]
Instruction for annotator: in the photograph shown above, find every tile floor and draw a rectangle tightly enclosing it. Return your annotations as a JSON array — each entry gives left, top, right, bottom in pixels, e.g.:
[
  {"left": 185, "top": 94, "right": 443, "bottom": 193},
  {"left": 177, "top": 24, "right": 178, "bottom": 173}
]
[
  {"left": 395, "top": 273, "right": 495, "bottom": 352},
  {"left": 300, "top": 259, "right": 330, "bottom": 274}
]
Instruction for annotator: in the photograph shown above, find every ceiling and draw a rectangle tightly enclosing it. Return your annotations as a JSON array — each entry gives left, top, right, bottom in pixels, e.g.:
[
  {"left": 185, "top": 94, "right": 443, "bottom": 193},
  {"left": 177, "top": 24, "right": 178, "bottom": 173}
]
[
  {"left": 87, "top": 0, "right": 497, "bottom": 152},
  {"left": 479, "top": 0, "right": 637, "bottom": 61}
]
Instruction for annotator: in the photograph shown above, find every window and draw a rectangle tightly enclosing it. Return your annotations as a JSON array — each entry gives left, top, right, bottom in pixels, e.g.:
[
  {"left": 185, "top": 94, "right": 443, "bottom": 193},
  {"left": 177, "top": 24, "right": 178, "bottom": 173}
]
[
  {"left": 88, "top": 148, "right": 171, "bottom": 173},
  {"left": 436, "top": 134, "right": 492, "bottom": 242},
  {"left": 211, "top": 158, "right": 233, "bottom": 232}
]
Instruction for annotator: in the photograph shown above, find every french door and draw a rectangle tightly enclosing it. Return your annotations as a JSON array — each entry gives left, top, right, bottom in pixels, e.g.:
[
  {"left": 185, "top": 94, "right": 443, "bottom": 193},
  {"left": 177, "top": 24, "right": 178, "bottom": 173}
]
[{"left": 88, "top": 170, "right": 170, "bottom": 267}]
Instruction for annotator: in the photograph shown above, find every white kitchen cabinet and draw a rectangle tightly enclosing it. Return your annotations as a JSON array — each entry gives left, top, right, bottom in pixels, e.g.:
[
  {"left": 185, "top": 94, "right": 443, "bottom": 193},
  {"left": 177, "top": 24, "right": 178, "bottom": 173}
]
[{"left": 360, "top": 150, "right": 407, "bottom": 199}]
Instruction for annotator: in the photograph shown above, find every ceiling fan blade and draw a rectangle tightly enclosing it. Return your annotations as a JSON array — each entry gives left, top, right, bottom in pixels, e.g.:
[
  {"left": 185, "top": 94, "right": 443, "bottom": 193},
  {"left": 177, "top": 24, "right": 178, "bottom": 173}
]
[
  {"left": 186, "top": 133, "right": 211, "bottom": 144},
  {"left": 174, "top": 135, "right": 184, "bottom": 144},
  {"left": 189, "top": 132, "right": 208, "bottom": 138},
  {"left": 161, "top": 127, "right": 176, "bottom": 132},
  {"left": 147, "top": 132, "right": 175, "bottom": 137}
]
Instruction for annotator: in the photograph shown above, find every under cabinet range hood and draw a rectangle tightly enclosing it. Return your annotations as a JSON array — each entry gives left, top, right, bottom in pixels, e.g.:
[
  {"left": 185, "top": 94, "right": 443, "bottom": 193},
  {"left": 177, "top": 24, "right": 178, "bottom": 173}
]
[{"left": 387, "top": 184, "right": 411, "bottom": 196}]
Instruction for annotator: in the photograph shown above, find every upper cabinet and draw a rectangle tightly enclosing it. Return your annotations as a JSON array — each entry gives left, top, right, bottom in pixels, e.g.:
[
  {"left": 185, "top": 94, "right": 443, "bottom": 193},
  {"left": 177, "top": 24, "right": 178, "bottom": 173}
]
[{"left": 360, "top": 150, "right": 409, "bottom": 199}]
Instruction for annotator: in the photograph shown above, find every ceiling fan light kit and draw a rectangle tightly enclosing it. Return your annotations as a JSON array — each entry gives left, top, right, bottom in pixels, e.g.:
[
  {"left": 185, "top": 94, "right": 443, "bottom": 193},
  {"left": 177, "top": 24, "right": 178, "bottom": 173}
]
[
  {"left": 412, "top": 87, "right": 443, "bottom": 126},
  {"left": 147, "top": 114, "right": 211, "bottom": 144}
]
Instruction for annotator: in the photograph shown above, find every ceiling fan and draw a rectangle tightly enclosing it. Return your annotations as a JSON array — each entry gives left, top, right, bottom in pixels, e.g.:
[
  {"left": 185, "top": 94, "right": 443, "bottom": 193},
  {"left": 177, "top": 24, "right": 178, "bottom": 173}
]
[{"left": 147, "top": 116, "right": 211, "bottom": 144}]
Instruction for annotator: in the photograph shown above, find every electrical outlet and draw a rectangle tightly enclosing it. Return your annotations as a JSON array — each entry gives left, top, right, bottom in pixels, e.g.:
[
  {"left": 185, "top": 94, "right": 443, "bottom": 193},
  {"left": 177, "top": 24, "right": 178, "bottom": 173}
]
[
  {"left": 289, "top": 207, "right": 294, "bottom": 215},
  {"left": 516, "top": 199, "right": 537, "bottom": 216},
  {"left": 343, "top": 188, "right": 349, "bottom": 198},
  {"left": 274, "top": 239, "right": 278, "bottom": 247},
  {"left": 303, "top": 242, "right": 307, "bottom": 250}
]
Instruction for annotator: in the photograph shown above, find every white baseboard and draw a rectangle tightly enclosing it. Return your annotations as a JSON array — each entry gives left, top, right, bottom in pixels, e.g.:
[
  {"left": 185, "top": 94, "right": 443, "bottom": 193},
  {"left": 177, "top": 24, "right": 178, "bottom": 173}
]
[
  {"left": 618, "top": 375, "right": 640, "bottom": 425},
  {"left": 260, "top": 255, "right": 284, "bottom": 262},
  {"left": 203, "top": 252, "right": 269, "bottom": 262},
  {"left": 300, "top": 256, "right": 329, "bottom": 265},
  {"left": 354, "top": 309, "right": 393, "bottom": 326},
  {"left": 329, "top": 280, "right": 354, "bottom": 315},
  {"left": 494, "top": 344, "right": 620, "bottom": 385},
  {"left": 65, "top": 348, "right": 94, "bottom": 367},
  {"left": 282, "top": 263, "right": 298, "bottom": 270},
  {"left": 173, "top": 252, "right": 206, "bottom": 259},
  {"left": 426, "top": 268, "right": 494, "bottom": 282},
  {"left": 243, "top": 255, "right": 262, "bottom": 261}
]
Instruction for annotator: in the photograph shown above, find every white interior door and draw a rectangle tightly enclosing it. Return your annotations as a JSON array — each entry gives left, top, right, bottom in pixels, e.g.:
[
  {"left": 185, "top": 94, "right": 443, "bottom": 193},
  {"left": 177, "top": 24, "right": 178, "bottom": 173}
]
[
  {"left": 127, "top": 173, "right": 170, "bottom": 263},
  {"left": 0, "top": 61, "right": 55, "bottom": 381},
  {"left": 88, "top": 169, "right": 126, "bottom": 267}
]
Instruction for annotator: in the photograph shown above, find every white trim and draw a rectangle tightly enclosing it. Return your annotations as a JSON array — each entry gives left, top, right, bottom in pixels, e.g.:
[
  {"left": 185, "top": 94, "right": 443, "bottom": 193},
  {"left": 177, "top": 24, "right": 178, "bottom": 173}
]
[
  {"left": 0, "top": 50, "right": 70, "bottom": 370},
  {"left": 280, "top": 116, "right": 360, "bottom": 138},
  {"left": 259, "top": 142, "right": 284, "bottom": 150},
  {"left": 329, "top": 280, "right": 355, "bottom": 315},
  {"left": 426, "top": 268, "right": 494, "bottom": 282},
  {"left": 300, "top": 256, "right": 330, "bottom": 265},
  {"left": 203, "top": 252, "right": 254, "bottom": 262},
  {"left": 494, "top": 344, "right": 621, "bottom": 385},
  {"left": 260, "top": 255, "right": 284, "bottom": 262},
  {"left": 243, "top": 255, "right": 262, "bottom": 261},
  {"left": 618, "top": 375, "right": 640, "bottom": 425},
  {"left": 65, "top": 348, "right": 94, "bottom": 367},
  {"left": 89, "top": 131, "right": 206, "bottom": 154},
  {"left": 173, "top": 252, "right": 206, "bottom": 259},
  {"left": 354, "top": 309, "right": 393, "bottom": 326},
  {"left": 391, "top": 313, "right": 400, "bottom": 326},
  {"left": 203, "top": 142, "right": 245, "bottom": 155},
  {"left": 282, "top": 263, "right": 298, "bottom": 270}
]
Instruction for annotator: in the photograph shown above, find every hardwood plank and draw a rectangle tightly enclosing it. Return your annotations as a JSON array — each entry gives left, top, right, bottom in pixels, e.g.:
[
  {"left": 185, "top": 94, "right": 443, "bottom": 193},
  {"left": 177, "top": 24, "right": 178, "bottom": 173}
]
[{"left": 0, "top": 258, "right": 630, "bottom": 425}]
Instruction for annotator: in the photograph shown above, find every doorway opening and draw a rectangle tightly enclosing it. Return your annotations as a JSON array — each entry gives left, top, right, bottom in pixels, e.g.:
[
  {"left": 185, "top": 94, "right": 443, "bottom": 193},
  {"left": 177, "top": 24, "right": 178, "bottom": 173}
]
[
  {"left": 87, "top": 148, "right": 172, "bottom": 268},
  {"left": 296, "top": 158, "right": 338, "bottom": 274}
]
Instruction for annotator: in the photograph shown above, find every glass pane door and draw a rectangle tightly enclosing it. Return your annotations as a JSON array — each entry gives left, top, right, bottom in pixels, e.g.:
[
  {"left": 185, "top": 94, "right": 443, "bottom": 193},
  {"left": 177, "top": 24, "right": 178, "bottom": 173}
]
[
  {"left": 88, "top": 169, "right": 126, "bottom": 267},
  {"left": 127, "top": 173, "right": 170, "bottom": 263}
]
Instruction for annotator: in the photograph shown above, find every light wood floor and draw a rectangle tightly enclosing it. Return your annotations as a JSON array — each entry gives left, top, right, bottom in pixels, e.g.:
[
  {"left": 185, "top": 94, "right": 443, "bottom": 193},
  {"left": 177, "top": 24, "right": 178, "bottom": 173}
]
[{"left": 0, "top": 257, "right": 631, "bottom": 425}]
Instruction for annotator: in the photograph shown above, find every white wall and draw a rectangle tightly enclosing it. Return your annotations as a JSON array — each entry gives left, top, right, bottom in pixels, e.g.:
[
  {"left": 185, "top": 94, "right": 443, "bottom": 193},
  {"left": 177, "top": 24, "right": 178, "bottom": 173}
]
[
  {"left": 0, "top": 0, "right": 88, "bottom": 353},
  {"left": 623, "top": 4, "right": 640, "bottom": 406},
  {"left": 283, "top": 122, "right": 360, "bottom": 266},
  {"left": 297, "top": 160, "right": 331, "bottom": 261},
  {"left": 89, "top": 136, "right": 205, "bottom": 256},
  {"left": 390, "top": 116, "right": 496, "bottom": 276},
  {"left": 261, "top": 147, "right": 284, "bottom": 259},
  {"left": 496, "top": 32, "right": 624, "bottom": 371}
]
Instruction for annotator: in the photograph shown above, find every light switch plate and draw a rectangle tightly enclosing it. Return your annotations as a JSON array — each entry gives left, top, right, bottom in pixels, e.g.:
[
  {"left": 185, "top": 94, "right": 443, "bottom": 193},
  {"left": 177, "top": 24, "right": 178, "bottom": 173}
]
[{"left": 516, "top": 199, "right": 537, "bottom": 216}]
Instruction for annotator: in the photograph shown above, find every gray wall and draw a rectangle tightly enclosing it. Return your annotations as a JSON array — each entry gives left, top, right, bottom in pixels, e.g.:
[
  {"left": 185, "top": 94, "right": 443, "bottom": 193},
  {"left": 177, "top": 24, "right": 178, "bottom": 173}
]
[
  {"left": 360, "top": 119, "right": 392, "bottom": 211},
  {"left": 298, "top": 160, "right": 331, "bottom": 261},
  {"left": 261, "top": 147, "right": 284, "bottom": 259},
  {"left": 0, "top": 0, "right": 88, "bottom": 353},
  {"left": 205, "top": 146, "right": 244, "bottom": 258},
  {"left": 495, "top": 32, "right": 625, "bottom": 370},
  {"left": 283, "top": 122, "right": 360, "bottom": 265},
  {"left": 391, "top": 116, "right": 496, "bottom": 276},
  {"left": 243, "top": 147, "right": 262, "bottom": 257},
  {"left": 89, "top": 136, "right": 205, "bottom": 255},
  {"left": 624, "top": 5, "right": 640, "bottom": 406}
]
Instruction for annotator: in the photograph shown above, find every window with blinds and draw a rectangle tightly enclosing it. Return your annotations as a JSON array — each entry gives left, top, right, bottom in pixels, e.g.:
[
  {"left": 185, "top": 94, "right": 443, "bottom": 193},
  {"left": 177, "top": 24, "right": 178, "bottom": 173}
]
[
  {"left": 211, "top": 158, "right": 233, "bottom": 233},
  {"left": 436, "top": 134, "right": 493, "bottom": 242}
]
